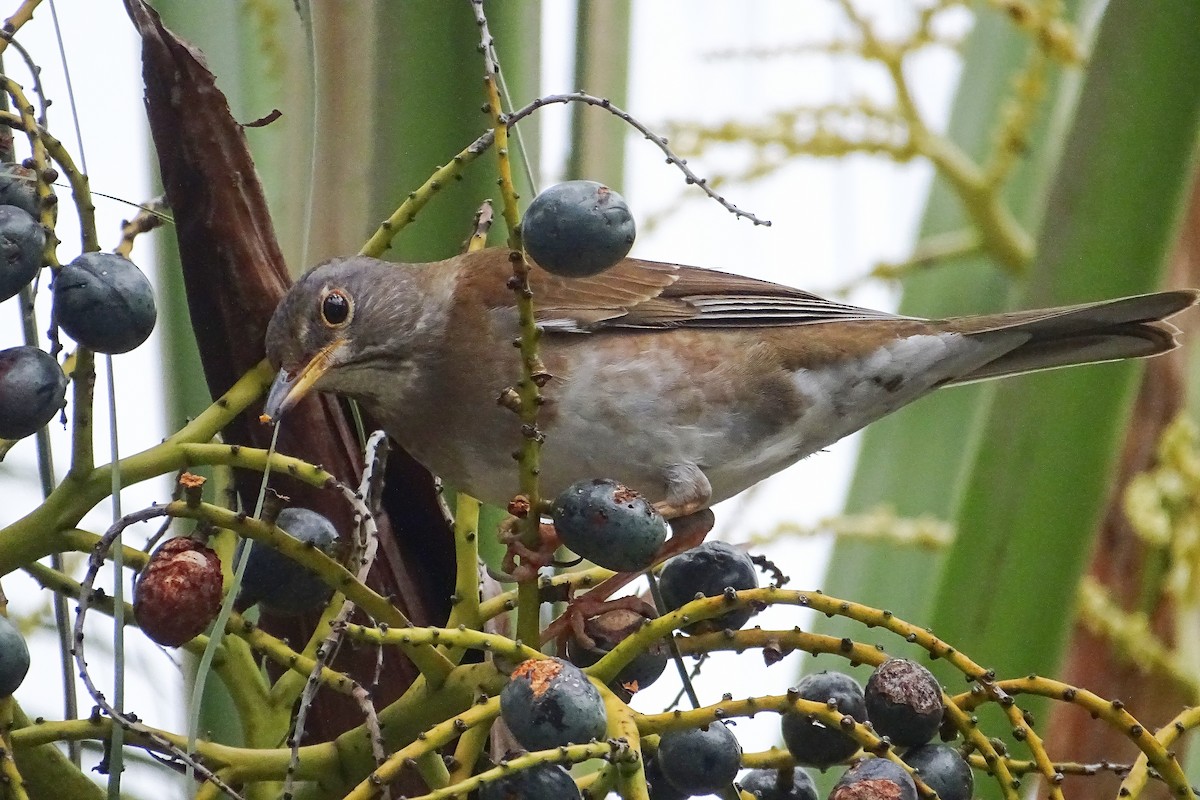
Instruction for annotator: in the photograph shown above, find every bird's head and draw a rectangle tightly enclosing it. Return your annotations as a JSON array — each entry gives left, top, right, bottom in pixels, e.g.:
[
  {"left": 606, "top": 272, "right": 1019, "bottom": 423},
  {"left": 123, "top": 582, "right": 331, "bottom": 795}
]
[{"left": 262, "top": 256, "right": 444, "bottom": 422}]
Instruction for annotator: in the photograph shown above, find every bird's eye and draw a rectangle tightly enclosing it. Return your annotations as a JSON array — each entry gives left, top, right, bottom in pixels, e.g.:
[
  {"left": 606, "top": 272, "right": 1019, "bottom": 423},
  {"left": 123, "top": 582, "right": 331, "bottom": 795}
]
[{"left": 320, "top": 289, "right": 352, "bottom": 327}]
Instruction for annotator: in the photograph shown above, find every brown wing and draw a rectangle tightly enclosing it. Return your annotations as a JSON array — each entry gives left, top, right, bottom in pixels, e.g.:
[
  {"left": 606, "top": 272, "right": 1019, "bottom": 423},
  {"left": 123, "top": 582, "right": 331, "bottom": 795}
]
[{"left": 474, "top": 250, "right": 909, "bottom": 331}]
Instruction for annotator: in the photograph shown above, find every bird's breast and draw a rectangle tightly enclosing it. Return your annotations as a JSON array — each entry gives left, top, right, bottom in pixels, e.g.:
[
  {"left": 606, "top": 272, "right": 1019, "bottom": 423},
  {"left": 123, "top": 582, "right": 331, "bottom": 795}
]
[{"left": 381, "top": 327, "right": 1000, "bottom": 508}]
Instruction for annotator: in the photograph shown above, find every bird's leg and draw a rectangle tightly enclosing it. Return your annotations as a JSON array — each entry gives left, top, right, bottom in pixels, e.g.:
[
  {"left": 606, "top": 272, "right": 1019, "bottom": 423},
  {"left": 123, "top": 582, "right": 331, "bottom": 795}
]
[
  {"left": 539, "top": 508, "right": 715, "bottom": 645},
  {"left": 654, "top": 462, "right": 713, "bottom": 520}
]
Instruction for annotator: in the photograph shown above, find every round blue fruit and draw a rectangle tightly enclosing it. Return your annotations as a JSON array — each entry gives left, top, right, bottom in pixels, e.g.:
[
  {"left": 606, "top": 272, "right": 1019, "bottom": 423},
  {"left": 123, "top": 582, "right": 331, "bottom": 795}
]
[
  {"left": 780, "top": 671, "right": 868, "bottom": 768},
  {"left": 657, "top": 721, "right": 742, "bottom": 796},
  {"left": 500, "top": 658, "right": 608, "bottom": 751},
  {"left": 0, "top": 205, "right": 44, "bottom": 302},
  {"left": 0, "top": 613, "right": 30, "bottom": 696},
  {"left": 522, "top": 180, "right": 635, "bottom": 278},
  {"left": 642, "top": 754, "right": 688, "bottom": 800},
  {"left": 54, "top": 252, "right": 157, "bottom": 354},
  {"left": 0, "top": 164, "right": 42, "bottom": 219},
  {"left": 237, "top": 507, "right": 338, "bottom": 615},
  {"left": 0, "top": 346, "right": 67, "bottom": 440},
  {"left": 902, "top": 744, "right": 973, "bottom": 800},
  {"left": 479, "top": 762, "right": 581, "bottom": 800},
  {"left": 658, "top": 541, "right": 759, "bottom": 632},
  {"left": 864, "top": 658, "right": 944, "bottom": 747},
  {"left": 738, "top": 767, "right": 817, "bottom": 800},
  {"left": 830, "top": 758, "right": 917, "bottom": 800},
  {"left": 553, "top": 478, "right": 668, "bottom": 572}
]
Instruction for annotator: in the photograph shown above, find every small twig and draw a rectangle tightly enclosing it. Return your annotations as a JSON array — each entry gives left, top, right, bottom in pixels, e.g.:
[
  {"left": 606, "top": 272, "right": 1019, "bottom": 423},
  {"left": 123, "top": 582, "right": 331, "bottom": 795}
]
[
  {"left": 1, "top": 33, "right": 49, "bottom": 129},
  {"left": 505, "top": 91, "right": 771, "bottom": 226},
  {"left": 748, "top": 553, "right": 789, "bottom": 589},
  {"left": 0, "top": 1, "right": 40, "bottom": 54},
  {"left": 663, "top": 651, "right": 709, "bottom": 714},
  {"left": 115, "top": 196, "right": 168, "bottom": 258},
  {"left": 464, "top": 200, "right": 494, "bottom": 253},
  {"left": 285, "top": 432, "right": 391, "bottom": 800},
  {"left": 0, "top": 743, "right": 30, "bottom": 800},
  {"left": 359, "top": 131, "right": 495, "bottom": 258},
  {"left": 71, "top": 506, "right": 246, "bottom": 799},
  {"left": 831, "top": 229, "right": 983, "bottom": 294},
  {"left": 744, "top": 507, "right": 954, "bottom": 550}
]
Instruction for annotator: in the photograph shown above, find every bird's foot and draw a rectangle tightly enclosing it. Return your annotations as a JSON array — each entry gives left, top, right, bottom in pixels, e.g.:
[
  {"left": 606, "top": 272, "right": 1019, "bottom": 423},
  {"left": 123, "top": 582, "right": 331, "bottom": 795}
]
[{"left": 655, "top": 463, "right": 712, "bottom": 520}]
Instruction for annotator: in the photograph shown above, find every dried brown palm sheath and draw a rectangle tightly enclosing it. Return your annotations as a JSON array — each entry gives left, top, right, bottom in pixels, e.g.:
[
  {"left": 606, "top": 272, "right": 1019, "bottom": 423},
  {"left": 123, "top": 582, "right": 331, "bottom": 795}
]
[{"left": 125, "top": 0, "right": 456, "bottom": 756}]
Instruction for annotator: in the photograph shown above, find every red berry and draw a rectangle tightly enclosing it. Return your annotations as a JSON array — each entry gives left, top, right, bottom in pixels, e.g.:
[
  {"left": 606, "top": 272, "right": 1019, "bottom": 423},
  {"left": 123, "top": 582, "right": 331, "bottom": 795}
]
[{"left": 134, "top": 538, "right": 223, "bottom": 647}]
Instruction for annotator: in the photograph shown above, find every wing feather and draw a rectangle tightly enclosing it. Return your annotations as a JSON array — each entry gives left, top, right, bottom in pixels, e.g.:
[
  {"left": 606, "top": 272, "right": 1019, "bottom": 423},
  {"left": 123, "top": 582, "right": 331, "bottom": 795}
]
[{"left": 522, "top": 255, "right": 907, "bottom": 331}]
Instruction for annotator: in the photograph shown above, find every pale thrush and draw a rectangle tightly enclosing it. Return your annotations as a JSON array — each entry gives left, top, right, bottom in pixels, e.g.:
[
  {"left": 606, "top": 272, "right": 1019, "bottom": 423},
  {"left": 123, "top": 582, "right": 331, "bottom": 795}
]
[{"left": 263, "top": 249, "right": 1197, "bottom": 516}]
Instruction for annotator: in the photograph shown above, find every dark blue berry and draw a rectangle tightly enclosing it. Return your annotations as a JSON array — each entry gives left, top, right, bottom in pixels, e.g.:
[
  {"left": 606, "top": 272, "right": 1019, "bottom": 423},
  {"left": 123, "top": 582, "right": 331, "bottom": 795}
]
[
  {"left": 830, "top": 758, "right": 917, "bottom": 800},
  {"left": 479, "top": 762, "right": 580, "bottom": 800},
  {"left": 780, "top": 671, "right": 867, "bottom": 768},
  {"left": 236, "top": 508, "right": 338, "bottom": 615},
  {"left": 643, "top": 754, "right": 688, "bottom": 800},
  {"left": 738, "top": 767, "right": 817, "bottom": 800},
  {"left": 522, "top": 180, "right": 635, "bottom": 278},
  {"left": 658, "top": 541, "right": 759, "bottom": 632},
  {"left": 0, "top": 205, "right": 44, "bottom": 302},
  {"left": 864, "top": 658, "right": 944, "bottom": 747},
  {"left": 902, "top": 744, "right": 973, "bottom": 800},
  {"left": 500, "top": 658, "right": 607, "bottom": 751},
  {"left": 0, "top": 614, "right": 30, "bottom": 696},
  {"left": 553, "top": 478, "right": 667, "bottom": 572},
  {"left": 0, "top": 164, "right": 42, "bottom": 219},
  {"left": 54, "top": 252, "right": 157, "bottom": 354},
  {"left": 0, "top": 346, "right": 66, "bottom": 440},
  {"left": 657, "top": 721, "right": 742, "bottom": 796}
]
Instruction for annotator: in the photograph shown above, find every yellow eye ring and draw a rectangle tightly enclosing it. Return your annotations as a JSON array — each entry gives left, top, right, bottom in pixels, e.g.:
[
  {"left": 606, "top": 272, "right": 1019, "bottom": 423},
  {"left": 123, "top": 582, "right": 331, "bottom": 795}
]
[{"left": 319, "top": 288, "right": 353, "bottom": 328}]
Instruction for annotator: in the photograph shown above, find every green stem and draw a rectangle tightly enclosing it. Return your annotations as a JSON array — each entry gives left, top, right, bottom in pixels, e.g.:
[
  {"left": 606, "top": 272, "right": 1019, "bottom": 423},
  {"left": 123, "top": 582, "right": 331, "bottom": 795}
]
[
  {"left": 0, "top": 361, "right": 276, "bottom": 577},
  {"left": 187, "top": 424, "right": 280, "bottom": 786},
  {"left": 9, "top": 717, "right": 340, "bottom": 784},
  {"left": 168, "top": 501, "right": 454, "bottom": 683}
]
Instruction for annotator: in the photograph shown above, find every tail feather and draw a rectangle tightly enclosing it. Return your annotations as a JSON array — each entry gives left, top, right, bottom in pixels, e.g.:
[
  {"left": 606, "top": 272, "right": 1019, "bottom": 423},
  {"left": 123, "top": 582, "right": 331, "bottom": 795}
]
[{"left": 944, "top": 290, "right": 1199, "bottom": 386}]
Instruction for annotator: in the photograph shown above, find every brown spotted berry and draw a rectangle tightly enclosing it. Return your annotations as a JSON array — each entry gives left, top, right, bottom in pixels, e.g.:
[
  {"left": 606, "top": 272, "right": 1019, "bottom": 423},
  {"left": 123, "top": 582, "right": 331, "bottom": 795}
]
[{"left": 134, "top": 537, "right": 222, "bottom": 647}]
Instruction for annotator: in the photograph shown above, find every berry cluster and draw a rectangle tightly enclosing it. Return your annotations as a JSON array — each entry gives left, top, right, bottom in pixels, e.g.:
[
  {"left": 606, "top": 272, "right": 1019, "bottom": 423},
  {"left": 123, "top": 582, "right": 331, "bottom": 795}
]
[
  {"left": 781, "top": 662, "right": 972, "bottom": 800},
  {"left": 0, "top": 163, "right": 157, "bottom": 441}
]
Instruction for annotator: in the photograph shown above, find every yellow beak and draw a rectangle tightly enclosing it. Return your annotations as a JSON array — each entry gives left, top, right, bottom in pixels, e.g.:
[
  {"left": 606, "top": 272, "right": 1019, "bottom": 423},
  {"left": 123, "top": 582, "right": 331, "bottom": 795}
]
[{"left": 261, "top": 338, "right": 347, "bottom": 423}]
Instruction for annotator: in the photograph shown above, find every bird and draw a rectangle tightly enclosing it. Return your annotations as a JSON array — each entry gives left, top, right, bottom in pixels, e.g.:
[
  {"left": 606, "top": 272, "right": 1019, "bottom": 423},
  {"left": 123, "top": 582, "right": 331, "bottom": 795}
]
[{"left": 263, "top": 249, "right": 1198, "bottom": 519}]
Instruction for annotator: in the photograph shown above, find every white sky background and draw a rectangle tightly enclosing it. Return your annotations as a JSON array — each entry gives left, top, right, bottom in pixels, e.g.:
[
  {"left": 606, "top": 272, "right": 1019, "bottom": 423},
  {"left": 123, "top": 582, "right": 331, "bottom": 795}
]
[{"left": 0, "top": 1, "right": 964, "bottom": 797}]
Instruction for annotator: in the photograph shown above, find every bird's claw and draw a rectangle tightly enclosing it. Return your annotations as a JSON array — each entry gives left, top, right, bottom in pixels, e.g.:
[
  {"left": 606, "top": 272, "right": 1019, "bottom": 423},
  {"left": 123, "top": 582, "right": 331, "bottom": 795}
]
[
  {"left": 498, "top": 517, "right": 561, "bottom": 583},
  {"left": 560, "top": 594, "right": 656, "bottom": 654}
]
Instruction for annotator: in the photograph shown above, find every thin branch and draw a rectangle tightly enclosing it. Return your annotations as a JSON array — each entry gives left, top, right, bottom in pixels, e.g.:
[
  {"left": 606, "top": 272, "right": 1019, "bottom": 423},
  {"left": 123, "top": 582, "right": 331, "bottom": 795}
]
[
  {"left": 506, "top": 91, "right": 771, "bottom": 226},
  {"left": 71, "top": 506, "right": 245, "bottom": 799}
]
